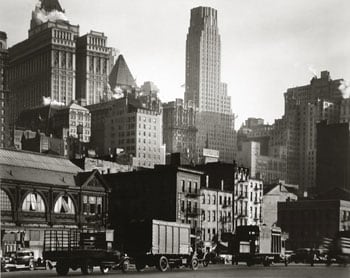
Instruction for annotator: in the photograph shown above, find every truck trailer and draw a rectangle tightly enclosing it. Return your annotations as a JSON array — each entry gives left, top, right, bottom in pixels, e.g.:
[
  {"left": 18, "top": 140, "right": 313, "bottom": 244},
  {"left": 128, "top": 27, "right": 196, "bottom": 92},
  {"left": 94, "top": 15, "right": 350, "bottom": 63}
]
[
  {"left": 122, "top": 219, "right": 199, "bottom": 272},
  {"left": 230, "top": 225, "right": 288, "bottom": 266},
  {"left": 42, "top": 229, "right": 129, "bottom": 276},
  {"left": 322, "top": 230, "right": 350, "bottom": 266}
]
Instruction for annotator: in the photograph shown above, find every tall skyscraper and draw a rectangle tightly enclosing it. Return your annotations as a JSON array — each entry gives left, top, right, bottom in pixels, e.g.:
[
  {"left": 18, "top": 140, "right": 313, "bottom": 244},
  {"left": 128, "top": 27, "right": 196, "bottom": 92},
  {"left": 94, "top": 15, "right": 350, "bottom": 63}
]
[
  {"left": 282, "top": 71, "right": 343, "bottom": 193},
  {"left": 8, "top": 0, "right": 79, "bottom": 122},
  {"left": 0, "top": 31, "right": 10, "bottom": 148},
  {"left": 185, "top": 7, "right": 231, "bottom": 114},
  {"left": 185, "top": 7, "right": 235, "bottom": 163},
  {"left": 76, "top": 31, "right": 113, "bottom": 105}
]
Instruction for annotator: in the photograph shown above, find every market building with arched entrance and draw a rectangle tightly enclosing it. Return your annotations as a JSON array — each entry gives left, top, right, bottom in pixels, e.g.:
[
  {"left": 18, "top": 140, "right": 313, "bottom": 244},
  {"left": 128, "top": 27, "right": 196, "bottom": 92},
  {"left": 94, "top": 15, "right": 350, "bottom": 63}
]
[{"left": 0, "top": 149, "right": 110, "bottom": 258}]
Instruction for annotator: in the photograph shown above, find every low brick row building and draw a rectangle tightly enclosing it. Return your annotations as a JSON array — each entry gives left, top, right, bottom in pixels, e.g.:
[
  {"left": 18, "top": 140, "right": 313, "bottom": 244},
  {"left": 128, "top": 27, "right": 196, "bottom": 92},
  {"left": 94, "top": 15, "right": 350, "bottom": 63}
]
[{"left": 0, "top": 149, "right": 109, "bottom": 256}]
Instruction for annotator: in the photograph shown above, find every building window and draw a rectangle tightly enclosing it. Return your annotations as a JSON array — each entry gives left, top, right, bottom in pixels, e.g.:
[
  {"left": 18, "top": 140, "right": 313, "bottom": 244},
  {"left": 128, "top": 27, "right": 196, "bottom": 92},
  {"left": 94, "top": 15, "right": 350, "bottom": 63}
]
[
  {"left": 54, "top": 195, "right": 75, "bottom": 214},
  {"left": 22, "top": 193, "right": 45, "bottom": 212},
  {"left": 83, "top": 195, "right": 102, "bottom": 215},
  {"left": 0, "top": 189, "right": 11, "bottom": 211},
  {"left": 213, "top": 211, "right": 216, "bottom": 222},
  {"left": 219, "top": 196, "right": 222, "bottom": 205},
  {"left": 181, "top": 180, "right": 185, "bottom": 192}
]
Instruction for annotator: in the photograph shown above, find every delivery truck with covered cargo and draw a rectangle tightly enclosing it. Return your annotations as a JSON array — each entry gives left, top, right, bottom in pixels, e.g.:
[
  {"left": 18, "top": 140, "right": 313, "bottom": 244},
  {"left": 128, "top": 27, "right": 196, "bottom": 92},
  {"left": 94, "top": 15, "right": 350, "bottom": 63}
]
[
  {"left": 122, "top": 219, "right": 199, "bottom": 272},
  {"left": 230, "top": 225, "right": 288, "bottom": 266}
]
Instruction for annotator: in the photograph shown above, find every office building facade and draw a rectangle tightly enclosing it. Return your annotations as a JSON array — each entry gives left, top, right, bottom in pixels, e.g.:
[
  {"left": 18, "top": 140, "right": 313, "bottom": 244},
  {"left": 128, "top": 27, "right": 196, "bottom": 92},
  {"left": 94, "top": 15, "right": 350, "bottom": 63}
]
[
  {"left": 88, "top": 96, "right": 165, "bottom": 169},
  {"left": 316, "top": 121, "right": 350, "bottom": 193},
  {"left": 162, "top": 98, "right": 197, "bottom": 163},
  {"left": 0, "top": 31, "right": 10, "bottom": 148},
  {"left": 76, "top": 31, "right": 113, "bottom": 105},
  {"left": 185, "top": 7, "right": 235, "bottom": 163},
  {"left": 283, "top": 71, "right": 344, "bottom": 192},
  {"left": 8, "top": 1, "right": 79, "bottom": 122}
]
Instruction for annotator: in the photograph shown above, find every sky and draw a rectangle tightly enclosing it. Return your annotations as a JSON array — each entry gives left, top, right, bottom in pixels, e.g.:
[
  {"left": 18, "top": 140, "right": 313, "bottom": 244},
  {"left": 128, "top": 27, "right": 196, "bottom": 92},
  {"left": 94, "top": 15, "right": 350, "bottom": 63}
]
[{"left": 1, "top": 0, "right": 350, "bottom": 127}]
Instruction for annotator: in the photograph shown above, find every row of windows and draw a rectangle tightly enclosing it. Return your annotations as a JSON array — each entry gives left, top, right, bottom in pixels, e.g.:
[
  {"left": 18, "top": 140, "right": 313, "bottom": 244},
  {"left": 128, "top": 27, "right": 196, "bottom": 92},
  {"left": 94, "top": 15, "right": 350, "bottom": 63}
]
[
  {"left": 202, "top": 210, "right": 232, "bottom": 223},
  {"left": 1, "top": 190, "right": 102, "bottom": 216},
  {"left": 180, "top": 180, "right": 198, "bottom": 194},
  {"left": 202, "top": 194, "right": 231, "bottom": 206},
  {"left": 53, "top": 30, "right": 73, "bottom": 41},
  {"left": 138, "top": 116, "right": 157, "bottom": 123}
]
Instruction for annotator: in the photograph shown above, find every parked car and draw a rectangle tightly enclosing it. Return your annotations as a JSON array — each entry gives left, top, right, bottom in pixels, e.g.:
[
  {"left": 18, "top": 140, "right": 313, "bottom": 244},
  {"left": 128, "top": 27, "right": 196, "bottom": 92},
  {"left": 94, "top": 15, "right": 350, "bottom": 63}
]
[
  {"left": 2, "top": 250, "right": 35, "bottom": 271},
  {"left": 284, "top": 250, "right": 295, "bottom": 263},
  {"left": 294, "top": 248, "right": 311, "bottom": 263}
]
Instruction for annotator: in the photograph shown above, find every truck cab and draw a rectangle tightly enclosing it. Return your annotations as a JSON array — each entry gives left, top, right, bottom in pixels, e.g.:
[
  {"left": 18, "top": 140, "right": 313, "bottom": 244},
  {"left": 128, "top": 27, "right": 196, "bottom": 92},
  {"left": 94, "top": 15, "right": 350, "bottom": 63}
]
[{"left": 231, "top": 225, "right": 287, "bottom": 266}]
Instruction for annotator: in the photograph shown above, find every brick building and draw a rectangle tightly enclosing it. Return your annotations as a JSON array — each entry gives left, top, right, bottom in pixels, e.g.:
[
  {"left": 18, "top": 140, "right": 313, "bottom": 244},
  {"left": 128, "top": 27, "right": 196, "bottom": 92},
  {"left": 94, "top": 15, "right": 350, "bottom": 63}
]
[
  {"left": 104, "top": 166, "right": 203, "bottom": 247},
  {"left": 200, "top": 186, "right": 233, "bottom": 246},
  {"left": 277, "top": 199, "right": 350, "bottom": 250},
  {"left": 262, "top": 181, "right": 298, "bottom": 227},
  {"left": 316, "top": 121, "right": 350, "bottom": 193},
  {"left": 88, "top": 95, "right": 165, "bottom": 168},
  {"left": 162, "top": 98, "right": 197, "bottom": 164}
]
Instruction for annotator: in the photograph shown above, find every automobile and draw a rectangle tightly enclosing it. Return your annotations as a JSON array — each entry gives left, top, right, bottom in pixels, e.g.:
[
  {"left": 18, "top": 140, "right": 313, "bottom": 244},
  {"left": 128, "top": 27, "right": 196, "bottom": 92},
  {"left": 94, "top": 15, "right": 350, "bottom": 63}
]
[
  {"left": 2, "top": 250, "right": 35, "bottom": 271},
  {"left": 294, "top": 248, "right": 311, "bottom": 263},
  {"left": 284, "top": 250, "right": 295, "bottom": 263}
]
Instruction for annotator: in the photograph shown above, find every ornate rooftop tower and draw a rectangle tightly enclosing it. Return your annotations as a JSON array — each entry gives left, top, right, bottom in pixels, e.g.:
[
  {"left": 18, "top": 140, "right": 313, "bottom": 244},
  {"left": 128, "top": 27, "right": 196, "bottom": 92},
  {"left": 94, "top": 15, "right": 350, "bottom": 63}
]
[{"left": 8, "top": 0, "right": 79, "bottom": 125}]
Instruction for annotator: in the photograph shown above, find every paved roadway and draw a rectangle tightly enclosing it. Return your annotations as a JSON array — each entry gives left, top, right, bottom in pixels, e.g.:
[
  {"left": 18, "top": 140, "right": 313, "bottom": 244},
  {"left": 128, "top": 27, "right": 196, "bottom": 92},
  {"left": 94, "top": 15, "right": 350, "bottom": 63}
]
[{"left": 2, "top": 264, "right": 350, "bottom": 278}]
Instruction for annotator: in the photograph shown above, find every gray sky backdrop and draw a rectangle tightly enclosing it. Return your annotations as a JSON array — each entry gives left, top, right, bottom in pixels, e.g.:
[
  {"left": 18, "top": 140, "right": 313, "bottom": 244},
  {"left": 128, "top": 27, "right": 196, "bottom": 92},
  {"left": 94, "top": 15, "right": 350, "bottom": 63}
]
[{"left": 1, "top": 0, "right": 350, "bottom": 127}]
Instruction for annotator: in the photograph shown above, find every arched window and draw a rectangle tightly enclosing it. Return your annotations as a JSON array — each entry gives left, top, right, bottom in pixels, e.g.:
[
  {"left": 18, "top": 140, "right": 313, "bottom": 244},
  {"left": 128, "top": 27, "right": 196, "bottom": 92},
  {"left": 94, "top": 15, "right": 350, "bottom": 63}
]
[
  {"left": 54, "top": 195, "right": 75, "bottom": 214},
  {"left": 0, "top": 189, "right": 12, "bottom": 211},
  {"left": 22, "top": 193, "right": 45, "bottom": 212}
]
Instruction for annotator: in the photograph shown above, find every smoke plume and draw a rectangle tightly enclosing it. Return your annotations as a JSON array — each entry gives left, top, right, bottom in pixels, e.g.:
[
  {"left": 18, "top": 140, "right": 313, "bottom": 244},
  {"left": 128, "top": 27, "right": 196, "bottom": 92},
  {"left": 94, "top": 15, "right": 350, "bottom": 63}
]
[
  {"left": 42, "top": 96, "right": 65, "bottom": 106},
  {"left": 308, "top": 65, "right": 317, "bottom": 77},
  {"left": 33, "top": 0, "right": 68, "bottom": 27},
  {"left": 339, "top": 80, "right": 350, "bottom": 99}
]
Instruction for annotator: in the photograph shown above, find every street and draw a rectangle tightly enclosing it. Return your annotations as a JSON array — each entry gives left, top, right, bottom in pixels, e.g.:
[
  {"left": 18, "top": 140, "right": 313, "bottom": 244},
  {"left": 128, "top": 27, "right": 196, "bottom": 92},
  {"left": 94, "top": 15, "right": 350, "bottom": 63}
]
[{"left": 1, "top": 264, "right": 349, "bottom": 278}]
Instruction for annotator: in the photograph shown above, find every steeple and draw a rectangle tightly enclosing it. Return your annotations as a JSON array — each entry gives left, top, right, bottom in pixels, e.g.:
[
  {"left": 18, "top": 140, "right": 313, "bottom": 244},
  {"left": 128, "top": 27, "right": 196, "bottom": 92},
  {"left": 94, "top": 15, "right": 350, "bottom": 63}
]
[
  {"left": 41, "top": 0, "right": 64, "bottom": 13},
  {"left": 109, "top": 55, "right": 137, "bottom": 91}
]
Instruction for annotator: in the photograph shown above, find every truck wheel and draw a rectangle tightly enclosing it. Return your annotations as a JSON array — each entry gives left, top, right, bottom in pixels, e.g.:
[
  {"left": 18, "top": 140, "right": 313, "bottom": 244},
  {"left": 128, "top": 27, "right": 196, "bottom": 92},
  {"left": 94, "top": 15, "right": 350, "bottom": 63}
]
[
  {"left": 203, "top": 257, "right": 209, "bottom": 267},
  {"left": 191, "top": 258, "right": 199, "bottom": 270},
  {"left": 263, "top": 257, "right": 270, "bottom": 267},
  {"left": 100, "top": 265, "right": 110, "bottom": 274},
  {"left": 157, "top": 256, "right": 169, "bottom": 272},
  {"left": 56, "top": 261, "right": 69, "bottom": 276},
  {"left": 122, "top": 259, "right": 129, "bottom": 273},
  {"left": 81, "top": 263, "right": 94, "bottom": 275}
]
